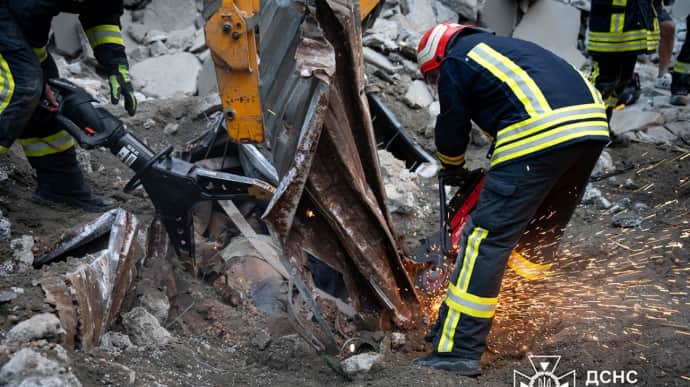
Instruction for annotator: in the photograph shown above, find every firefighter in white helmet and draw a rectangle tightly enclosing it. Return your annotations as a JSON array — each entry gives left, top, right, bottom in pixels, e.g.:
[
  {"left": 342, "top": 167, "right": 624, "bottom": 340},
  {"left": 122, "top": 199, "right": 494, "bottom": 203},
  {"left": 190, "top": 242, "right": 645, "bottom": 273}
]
[{"left": 413, "top": 22, "right": 609, "bottom": 375}]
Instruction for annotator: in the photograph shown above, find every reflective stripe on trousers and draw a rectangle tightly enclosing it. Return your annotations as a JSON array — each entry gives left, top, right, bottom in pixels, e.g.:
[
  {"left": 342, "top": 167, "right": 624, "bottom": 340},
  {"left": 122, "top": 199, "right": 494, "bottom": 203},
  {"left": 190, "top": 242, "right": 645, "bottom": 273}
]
[
  {"left": 85, "top": 25, "right": 125, "bottom": 48},
  {"left": 19, "top": 130, "right": 75, "bottom": 157}
]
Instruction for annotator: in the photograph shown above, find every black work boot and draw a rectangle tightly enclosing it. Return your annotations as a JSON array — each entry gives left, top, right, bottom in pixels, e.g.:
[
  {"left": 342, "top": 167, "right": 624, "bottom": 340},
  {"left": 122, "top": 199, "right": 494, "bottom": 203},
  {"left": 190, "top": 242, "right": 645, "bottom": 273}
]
[
  {"left": 28, "top": 147, "right": 113, "bottom": 213},
  {"left": 412, "top": 354, "right": 482, "bottom": 376},
  {"left": 670, "top": 72, "right": 689, "bottom": 106}
]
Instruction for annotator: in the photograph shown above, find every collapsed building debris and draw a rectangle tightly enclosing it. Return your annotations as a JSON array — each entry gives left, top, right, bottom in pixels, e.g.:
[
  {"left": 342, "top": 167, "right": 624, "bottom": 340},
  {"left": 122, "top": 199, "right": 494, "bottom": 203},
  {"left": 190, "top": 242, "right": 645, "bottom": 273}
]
[{"left": 38, "top": 209, "right": 141, "bottom": 351}]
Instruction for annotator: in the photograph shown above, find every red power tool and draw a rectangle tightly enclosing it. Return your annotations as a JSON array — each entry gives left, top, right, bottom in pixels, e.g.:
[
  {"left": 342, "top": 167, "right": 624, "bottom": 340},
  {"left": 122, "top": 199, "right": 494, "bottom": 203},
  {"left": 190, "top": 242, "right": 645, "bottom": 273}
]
[{"left": 413, "top": 169, "right": 485, "bottom": 294}]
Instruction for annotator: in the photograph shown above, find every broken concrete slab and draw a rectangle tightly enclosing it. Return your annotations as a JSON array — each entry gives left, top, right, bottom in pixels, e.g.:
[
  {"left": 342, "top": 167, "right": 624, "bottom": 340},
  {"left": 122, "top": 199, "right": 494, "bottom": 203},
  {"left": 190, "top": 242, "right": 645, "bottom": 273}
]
[
  {"left": 363, "top": 47, "right": 402, "bottom": 74},
  {"left": 637, "top": 126, "right": 678, "bottom": 145},
  {"left": 482, "top": 0, "right": 518, "bottom": 36},
  {"left": 167, "top": 26, "right": 196, "bottom": 51},
  {"left": 610, "top": 108, "right": 664, "bottom": 135},
  {"left": 438, "top": 0, "right": 483, "bottom": 22},
  {"left": 403, "top": 80, "right": 434, "bottom": 109},
  {"left": 10, "top": 235, "right": 34, "bottom": 271},
  {"left": 149, "top": 40, "right": 169, "bottom": 56},
  {"left": 592, "top": 150, "right": 614, "bottom": 177},
  {"left": 131, "top": 53, "right": 201, "bottom": 98},
  {"left": 404, "top": 0, "right": 438, "bottom": 33},
  {"left": 513, "top": 0, "right": 586, "bottom": 68},
  {"left": 5, "top": 313, "right": 65, "bottom": 343},
  {"left": 122, "top": 306, "right": 172, "bottom": 348},
  {"left": 197, "top": 55, "right": 218, "bottom": 97},
  {"left": 51, "top": 13, "right": 81, "bottom": 57},
  {"left": 142, "top": 0, "right": 198, "bottom": 32},
  {"left": 341, "top": 352, "right": 383, "bottom": 377},
  {"left": 190, "top": 31, "right": 207, "bottom": 53},
  {"left": 433, "top": 1, "right": 459, "bottom": 23},
  {"left": 0, "top": 348, "right": 82, "bottom": 387},
  {"left": 665, "top": 121, "right": 690, "bottom": 142}
]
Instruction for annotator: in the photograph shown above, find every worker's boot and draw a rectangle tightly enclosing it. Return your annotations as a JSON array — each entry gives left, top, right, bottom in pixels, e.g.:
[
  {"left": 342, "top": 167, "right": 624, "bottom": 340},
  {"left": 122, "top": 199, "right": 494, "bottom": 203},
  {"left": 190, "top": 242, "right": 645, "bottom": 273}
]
[
  {"left": 605, "top": 107, "right": 630, "bottom": 147},
  {"left": 670, "top": 72, "right": 689, "bottom": 106},
  {"left": 28, "top": 147, "right": 113, "bottom": 213},
  {"left": 412, "top": 355, "right": 481, "bottom": 376}
]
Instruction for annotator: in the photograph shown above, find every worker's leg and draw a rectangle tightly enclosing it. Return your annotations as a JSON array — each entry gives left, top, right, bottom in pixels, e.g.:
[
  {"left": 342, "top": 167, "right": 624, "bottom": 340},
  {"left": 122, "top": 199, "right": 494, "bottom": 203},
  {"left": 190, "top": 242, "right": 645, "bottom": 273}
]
[
  {"left": 0, "top": 6, "right": 43, "bottom": 154},
  {"left": 656, "top": 7, "right": 675, "bottom": 87},
  {"left": 19, "top": 55, "right": 112, "bottom": 212},
  {"left": 420, "top": 141, "right": 608, "bottom": 367},
  {"left": 671, "top": 14, "right": 690, "bottom": 106},
  {"left": 512, "top": 141, "right": 606, "bottom": 279}
]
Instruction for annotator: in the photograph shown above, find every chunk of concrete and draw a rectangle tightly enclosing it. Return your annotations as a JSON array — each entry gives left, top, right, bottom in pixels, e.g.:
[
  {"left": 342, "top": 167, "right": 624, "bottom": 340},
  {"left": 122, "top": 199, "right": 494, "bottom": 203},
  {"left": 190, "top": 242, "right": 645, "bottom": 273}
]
[
  {"left": 0, "top": 348, "right": 81, "bottom": 387},
  {"left": 612, "top": 213, "right": 643, "bottom": 228},
  {"left": 363, "top": 47, "right": 402, "bottom": 74},
  {"left": 139, "top": 288, "right": 170, "bottom": 323},
  {"left": 636, "top": 126, "right": 678, "bottom": 144},
  {"left": 130, "top": 53, "right": 201, "bottom": 98},
  {"left": 167, "top": 26, "right": 196, "bottom": 51},
  {"left": 591, "top": 150, "right": 614, "bottom": 177},
  {"left": 122, "top": 307, "right": 172, "bottom": 347},
  {"left": 666, "top": 121, "right": 690, "bottom": 142},
  {"left": 404, "top": 0, "right": 438, "bottom": 33},
  {"left": 6, "top": 313, "right": 65, "bottom": 343},
  {"left": 434, "top": 1, "right": 459, "bottom": 23},
  {"left": 610, "top": 108, "right": 663, "bottom": 135},
  {"left": 403, "top": 80, "right": 434, "bottom": 109},
  {"left": 98, "top": 331, "right": 136, "bottom": 353},
  {"left": 0, "top": 212, "right": 10, "bottom": 240},
  {"left": 142, "top": 0, "right": 198, "bottom": 32},
  {"left": 341, "top": 352, "right": 383, "bottom": 376},
  {"left": 149, "top": 40, "right": 169, "bottom": 56},
  {"left": 51, "top": 13, "right": 81, "bottom": 57},
  {"left": 126, "top": 23, "right": 149, "bottom": 44},
  {"left": 513, "top": 0, "right": 586, "bottom": 68},
  {"left": 197, "top": 55, "right": 218, "bottom": 96},
  {"left": 10, "top": 235, "right": 33, "bottom": 270},
  {"left": 438, "top": 0, "right": 482, "bottom": 22},
  {"left": 190, "top": 31, "right": 207, "bottom": 53},
  {"left": 482, "top": 0, "right": 518, "bottom": 36}
]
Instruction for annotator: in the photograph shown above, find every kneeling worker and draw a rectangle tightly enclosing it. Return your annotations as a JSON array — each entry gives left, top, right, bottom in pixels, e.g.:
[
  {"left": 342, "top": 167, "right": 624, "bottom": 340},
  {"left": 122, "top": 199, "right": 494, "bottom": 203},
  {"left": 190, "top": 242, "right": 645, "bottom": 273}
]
[{"left": 412, "top": 23, "right": 609, "bottom": 375}]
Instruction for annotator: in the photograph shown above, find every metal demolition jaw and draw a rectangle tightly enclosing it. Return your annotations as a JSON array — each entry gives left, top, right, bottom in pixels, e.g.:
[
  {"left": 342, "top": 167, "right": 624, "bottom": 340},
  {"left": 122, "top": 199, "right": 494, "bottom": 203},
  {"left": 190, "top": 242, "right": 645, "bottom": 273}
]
[{"left": 47, "top": 78, "right": 275, "bottom": 258}]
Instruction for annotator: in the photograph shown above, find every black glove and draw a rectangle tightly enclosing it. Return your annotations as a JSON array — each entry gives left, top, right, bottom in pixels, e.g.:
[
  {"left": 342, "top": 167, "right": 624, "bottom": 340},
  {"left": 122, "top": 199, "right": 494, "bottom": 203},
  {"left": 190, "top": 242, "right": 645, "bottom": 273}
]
[
  {"left": 438, "top": 164, "right": 468, "bottom": 186},
  {"left": 108, "top": 65, "right": 137, "bottom": 116}
]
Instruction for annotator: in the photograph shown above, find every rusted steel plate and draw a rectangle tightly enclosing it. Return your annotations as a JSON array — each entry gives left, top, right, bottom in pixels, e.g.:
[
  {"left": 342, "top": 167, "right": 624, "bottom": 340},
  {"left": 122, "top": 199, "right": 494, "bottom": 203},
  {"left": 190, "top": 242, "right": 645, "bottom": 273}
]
[
  {"left": 39, "top": 209, "right": 141, "bottom": 351},
  {"left": 40, "top": 274, "right": 78, "bottom": 350},
  {"left": 260, "top": 0, "right": 420, "bottom": 328}
]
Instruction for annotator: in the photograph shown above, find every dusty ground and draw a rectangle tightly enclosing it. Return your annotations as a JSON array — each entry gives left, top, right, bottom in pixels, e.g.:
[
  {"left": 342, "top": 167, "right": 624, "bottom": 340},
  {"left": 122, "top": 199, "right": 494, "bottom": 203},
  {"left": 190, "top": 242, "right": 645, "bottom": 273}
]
[{"left": 1, "top": 85, "right": 689, "bottom": 386}]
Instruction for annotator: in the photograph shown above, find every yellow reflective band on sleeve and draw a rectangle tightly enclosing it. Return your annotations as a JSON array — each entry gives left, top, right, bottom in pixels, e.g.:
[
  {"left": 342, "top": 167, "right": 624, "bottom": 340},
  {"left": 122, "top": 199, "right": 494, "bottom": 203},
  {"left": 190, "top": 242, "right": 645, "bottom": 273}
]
[
  {"left": 0, "top": 145, "right": 8, "bottom": 155},
  {"left": 676, "top": 62, "right": 690, "bottom": 75},
  {"left": 436, "top": 308, "right": 461, "bottom": 353},
  {"left": 445, "top": 282, "right": 498, "bottom": 318},
  {"left": 492, "top": 124, "right": 609, "bottom": 166},
  {"left": 610, "top": 13, "right": 625, "bottom": 33},
  {"left": 456, "top": 227, "right": 489, "bottom": 291},
  {"left": 604, "top": 95, "right": 619, "bottom": 108},
  {"left": 467, "top": 43, "right": 551, "bottom": 117},
  {"left": 437, "top": 152, "right": 465, "bottom": 166},
  {"left": 612, "top": 0, "right": 627, "bottom": 5},
  {"left": 0, "top": 54, "right": 15, "bottom": 113},
  {"left": 20, "top": 130, "right": 75, "bottom": 157},
  {"left": 496, "top": 104, "right": 606, "bottom": 148},
  {"left": 85, "top": 25, "right": 125, "bottom": 48},
  {"left": 32, "top": 46, "right": 48, "bottom": 63},
  {"left": 507, "top": 251, "right": 552, "bottom": 280}
]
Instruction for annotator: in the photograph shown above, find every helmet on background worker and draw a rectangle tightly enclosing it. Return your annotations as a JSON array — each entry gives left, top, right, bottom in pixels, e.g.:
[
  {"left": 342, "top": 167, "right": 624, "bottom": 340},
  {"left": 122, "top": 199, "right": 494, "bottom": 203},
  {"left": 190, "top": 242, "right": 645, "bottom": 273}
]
[{"left": 417, "top": 23, "right": 482, "bottom": 85}]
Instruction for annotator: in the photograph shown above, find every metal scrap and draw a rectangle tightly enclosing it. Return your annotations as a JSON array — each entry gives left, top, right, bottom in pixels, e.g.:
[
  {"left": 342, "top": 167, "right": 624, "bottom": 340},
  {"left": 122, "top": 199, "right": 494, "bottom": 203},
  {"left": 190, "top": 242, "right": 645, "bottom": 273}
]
[{"left": 40, "top": 209, "right": 141, "bottom": 351}]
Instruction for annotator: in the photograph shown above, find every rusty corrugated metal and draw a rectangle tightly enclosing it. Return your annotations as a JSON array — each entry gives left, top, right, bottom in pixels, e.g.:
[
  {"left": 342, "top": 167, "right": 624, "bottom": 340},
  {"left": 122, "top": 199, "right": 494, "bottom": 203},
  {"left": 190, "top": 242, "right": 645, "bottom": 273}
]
[
  {"left": 40, "top": 209, "right": 141, "bottom": 351},
  {"left": 259, "top": 0, "right": 419, "bottom": 327}
]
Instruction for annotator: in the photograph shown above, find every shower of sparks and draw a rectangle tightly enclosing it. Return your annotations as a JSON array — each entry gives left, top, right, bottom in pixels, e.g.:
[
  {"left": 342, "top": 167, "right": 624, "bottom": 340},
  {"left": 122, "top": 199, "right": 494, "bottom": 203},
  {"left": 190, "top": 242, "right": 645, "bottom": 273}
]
[{"left": 411, "top": 204, "right": 689, "bottom": 358}]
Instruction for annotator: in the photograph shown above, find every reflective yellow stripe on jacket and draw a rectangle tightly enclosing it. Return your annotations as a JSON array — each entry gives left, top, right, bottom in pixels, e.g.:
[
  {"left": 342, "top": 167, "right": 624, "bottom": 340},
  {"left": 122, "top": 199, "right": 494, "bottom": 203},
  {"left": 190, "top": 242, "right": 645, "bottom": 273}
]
[
  {"left": 20, "top": 130, "right": 75, "bottom": 157},
  {"left": 0, "top": 54, "right": 15, "bottom": 114},
  {"left": 467, "top": 43, "right": 608, "bottom": 167},
  {"left": 85, "top": 25, "right": 125, "bottom": 48}
]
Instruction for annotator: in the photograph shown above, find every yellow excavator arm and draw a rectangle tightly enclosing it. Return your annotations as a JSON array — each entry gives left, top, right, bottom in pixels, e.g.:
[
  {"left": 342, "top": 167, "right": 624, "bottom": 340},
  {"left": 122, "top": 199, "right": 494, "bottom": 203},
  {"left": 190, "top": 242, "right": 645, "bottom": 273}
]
[{"left": 205, "top": 0, "right": 382, "bottom": 144}]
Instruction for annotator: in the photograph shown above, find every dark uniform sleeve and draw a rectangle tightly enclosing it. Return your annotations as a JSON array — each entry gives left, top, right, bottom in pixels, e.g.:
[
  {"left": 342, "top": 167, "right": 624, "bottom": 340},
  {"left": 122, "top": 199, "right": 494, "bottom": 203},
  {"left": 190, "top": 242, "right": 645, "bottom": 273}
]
[
  {"left": 78, "top": 2, "right": 128, "bottom": 70},
  {"left": 434, "top": 58, "right": 472, "bottom": 168}
]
